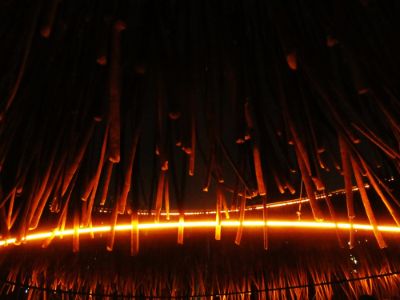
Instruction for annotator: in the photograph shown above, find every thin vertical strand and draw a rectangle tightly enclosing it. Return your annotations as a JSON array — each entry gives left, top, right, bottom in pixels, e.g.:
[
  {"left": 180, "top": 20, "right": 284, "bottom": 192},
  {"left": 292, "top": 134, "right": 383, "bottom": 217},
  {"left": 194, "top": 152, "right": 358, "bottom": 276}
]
[
  {"left": 118, "top": 125, "right": 141, "bottom": 214},
  {"left": 130, "top": 212, "right": 139, "bottom": 256},
  {"left": 351, "top": 157, "right": 387, "bottom": 249},
  {"left": 235, "top": 191, "right": 246, "bottom": 245},
  {"left": 177, "top": 214, "right": 184, "bottom": 245},
  {"left": 339, "top": 135, "right": 355, "bottom": 248},
  {"left": 108, "top": 21, "right": 126, "bottom": 163}
]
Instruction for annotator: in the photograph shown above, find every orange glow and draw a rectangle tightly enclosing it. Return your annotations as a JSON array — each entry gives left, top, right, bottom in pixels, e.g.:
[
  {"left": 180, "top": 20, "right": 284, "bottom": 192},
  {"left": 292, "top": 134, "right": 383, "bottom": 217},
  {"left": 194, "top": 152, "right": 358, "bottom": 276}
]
[
  {"left": 1, "top": 218, "right": 399, "bottom": 248},
  {"left": 102, "top": 185, "right": 367, "bottom": 217}
]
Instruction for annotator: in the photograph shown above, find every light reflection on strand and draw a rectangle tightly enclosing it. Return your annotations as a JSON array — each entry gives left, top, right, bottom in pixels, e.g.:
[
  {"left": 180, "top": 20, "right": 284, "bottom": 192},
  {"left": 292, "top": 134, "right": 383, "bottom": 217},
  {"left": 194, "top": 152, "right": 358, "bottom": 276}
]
[{"left": 1, "top": 217, "right": 399, "bottom": 248}]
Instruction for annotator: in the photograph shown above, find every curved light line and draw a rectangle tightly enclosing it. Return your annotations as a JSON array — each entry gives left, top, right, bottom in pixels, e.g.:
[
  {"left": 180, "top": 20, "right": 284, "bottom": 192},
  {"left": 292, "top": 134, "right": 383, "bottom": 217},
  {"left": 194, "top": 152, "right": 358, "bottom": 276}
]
[
  {"left": 0, "top": 219, "right": 399, "bottom": 248},
  {"left": 95, "top": 185, "right": 369, "bottom": 216}
]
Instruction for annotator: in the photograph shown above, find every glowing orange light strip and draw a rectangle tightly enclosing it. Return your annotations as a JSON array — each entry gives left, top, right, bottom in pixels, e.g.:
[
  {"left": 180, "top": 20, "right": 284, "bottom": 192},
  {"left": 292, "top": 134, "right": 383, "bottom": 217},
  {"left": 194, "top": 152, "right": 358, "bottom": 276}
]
[{"left": 0, "top": 218, "right": 399, "bottom": 248}]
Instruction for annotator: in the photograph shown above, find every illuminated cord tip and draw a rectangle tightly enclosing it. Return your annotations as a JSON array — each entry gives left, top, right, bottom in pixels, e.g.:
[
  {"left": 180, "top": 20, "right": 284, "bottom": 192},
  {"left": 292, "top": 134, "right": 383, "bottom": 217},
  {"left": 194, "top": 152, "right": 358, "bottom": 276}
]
[
  {"left": 97, "top": 56, "right": 107, "bottom": 65},
  {"left": 114, "top": 20, "right": 126, "bottom": 32},
  {"left": 182, "top": 147, "right": 192, "bottom": 154},
  {"left": 161, "top": 161, "right": 169, "bottom": 171},
  {"left": 168, "top": 111, "right": 181, "bottom": 120},
  {"left": 40, "top": 27, "right": 51, "bottom": 38},
  {"left": 235, "top": 138, "right": 245, "bottom": 144},
  {"left": 286, "top": 52, "right": 297, "bottom": 70},
  {"left": 326, "top": 35, "right": 339, "bottom": 47},
  {"left": 109, "top": 156, "right": 120, "bottom": 163}
]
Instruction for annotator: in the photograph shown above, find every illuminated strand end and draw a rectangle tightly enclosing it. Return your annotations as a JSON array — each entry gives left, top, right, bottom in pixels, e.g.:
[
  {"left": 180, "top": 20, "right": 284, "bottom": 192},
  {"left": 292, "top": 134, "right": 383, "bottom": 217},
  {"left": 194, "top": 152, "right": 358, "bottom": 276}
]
[
  {"left": 164, "top": 179, "right": 170, "bottom": 221},
  {"left": 72, "top": 212, "right": 80, "bottom": 253},
  {"left": 100, "top": 161, "right": 113, "bottom": 206},
  {"left": 107, "top": 204, "right": 119, "bottom": 252},
  {"left": 294, "top": 144, "right": 324, "bottom": 222},
  {"left": 97, "top": 55, "right": 107, "bottom": 66},
  {"left": 81, "top": 177, "right": 95, "bottom": 202},
  {"left": 188, "top": 115, "right": 196, "bottom": 176},
  {"left": 40, "top": 0, "right": 61, "bottom": 38},
  {"left": 154, "top": 172, "right": 165, "bottom": 222},
  {"left": 327, "top": 35, "right": 338, "bottom": 47},
  {"left": 130, "top": 213, "right": 139, "bottom": 256},
  {"left": 61, "top": 122, "right": 95, "bottom": 198},
  {"left": 58, "top": 207, "right": 68, "bottom": 240},
  {"left": 177, "top": 215, "right": 184, "bottom": 245},
  {"left": 88, "top": 219, "right": 95, "bottom": 239},
  {"left": 339, "top": 135, "right": 355, "bottom": 249},
  {"left": 261, "top": 195, "right": 268, "bottom": 251},
  {"left": 215, "top": 224, "right": 221, "bottom": 241},
  {"left": 235, "top": 191, "right": 246, "bottom": 246},
  {"left": 119, "top": 125, "right": 141, "bottom": 215},
  {"left": 42, "top": 230, "right": 57, "bottom": 249},
  {"left": 215, "top": 186, "right": 222, "bottom": 241},
  {"left": 222, "top": 194, "right": 230, "bottom": 220},
  {"left": 202, "top": 151, "right": 214, "bottom": 192},
  {"left": 351, "top": 157, "right": 387, "bottom": 249},
  {"left": 349, "top": 218, "right": 355, "bottom": 250},
  {"left": 286, "top": 51, "right": 297, "bottom": 70},
  {"left": 361, "top": 158, "right": 400, "bottom": 227}
]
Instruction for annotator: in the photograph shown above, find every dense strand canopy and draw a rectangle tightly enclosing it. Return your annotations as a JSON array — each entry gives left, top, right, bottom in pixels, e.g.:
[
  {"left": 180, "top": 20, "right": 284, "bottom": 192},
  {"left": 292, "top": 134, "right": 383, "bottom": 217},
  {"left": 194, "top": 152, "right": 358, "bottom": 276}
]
[
  {"left": 2, "top": 0, "right": 400, "bottom": 248},
  {"left": 1, "top": 0, "right": 400, "bottom": 259}
]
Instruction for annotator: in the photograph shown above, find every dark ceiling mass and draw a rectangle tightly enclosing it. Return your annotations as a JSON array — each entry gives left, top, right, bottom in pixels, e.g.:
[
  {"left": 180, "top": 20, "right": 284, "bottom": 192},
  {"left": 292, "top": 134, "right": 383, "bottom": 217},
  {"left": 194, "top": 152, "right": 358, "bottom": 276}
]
[{"left": 1, "top": 0, "right": 400, "bottom": 298}]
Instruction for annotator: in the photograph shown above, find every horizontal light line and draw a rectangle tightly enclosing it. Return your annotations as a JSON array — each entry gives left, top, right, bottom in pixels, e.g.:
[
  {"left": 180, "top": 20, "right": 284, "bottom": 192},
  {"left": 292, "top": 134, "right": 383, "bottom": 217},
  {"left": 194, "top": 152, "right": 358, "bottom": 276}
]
[
  {"left": 96, "top": 185, "right": 369, "bottom": 216},
  {"left": 0, "top": 218, "right": 398, "bottom": 248}
]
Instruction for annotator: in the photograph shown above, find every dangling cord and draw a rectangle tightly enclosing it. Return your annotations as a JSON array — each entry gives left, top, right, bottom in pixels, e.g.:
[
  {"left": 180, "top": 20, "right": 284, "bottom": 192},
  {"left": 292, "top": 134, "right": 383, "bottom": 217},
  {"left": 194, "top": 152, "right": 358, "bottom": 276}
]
[{"left": 296, "top": 180, "right": 303, "bottom": 221}]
